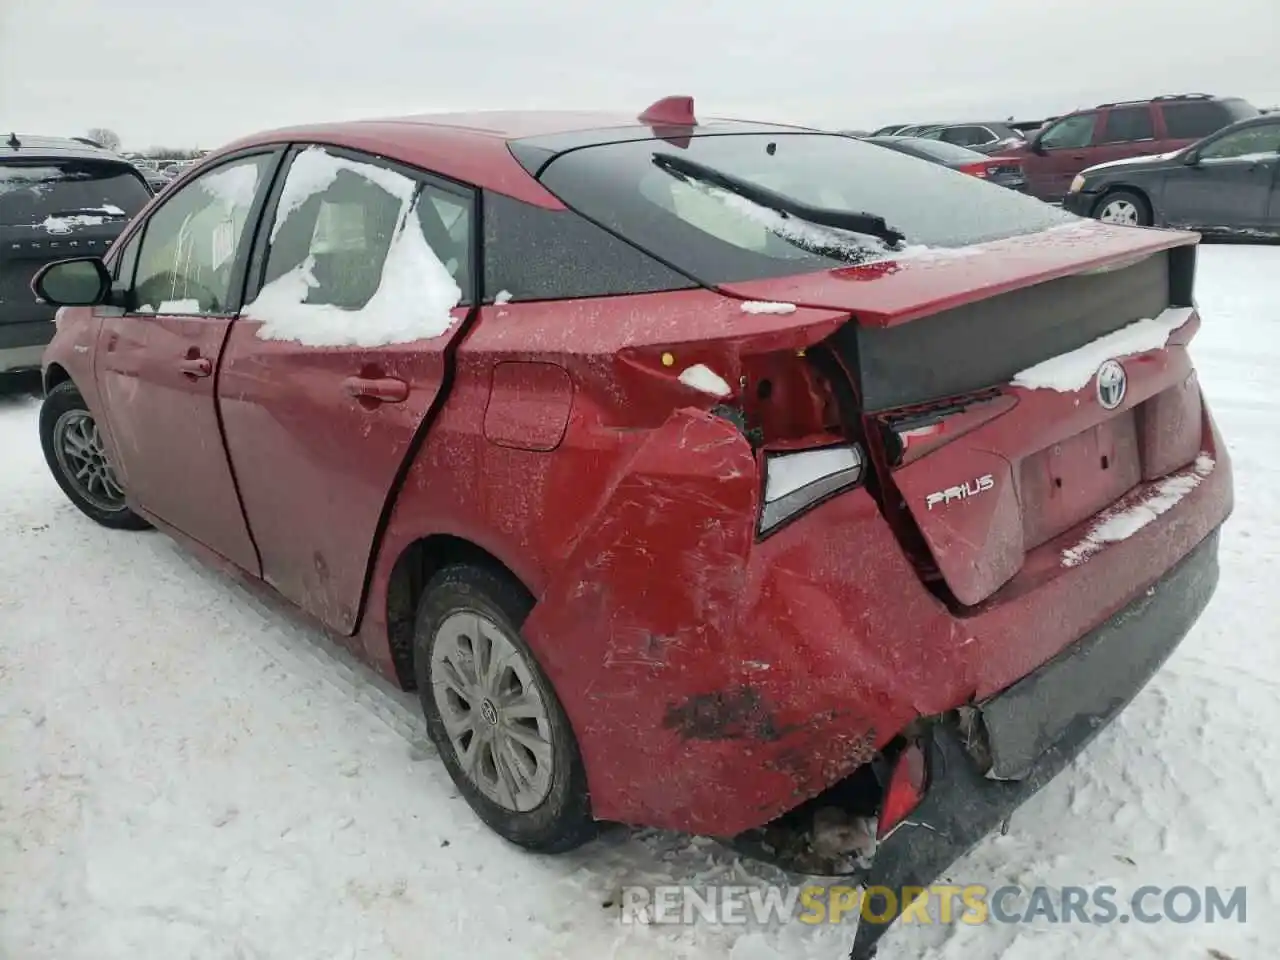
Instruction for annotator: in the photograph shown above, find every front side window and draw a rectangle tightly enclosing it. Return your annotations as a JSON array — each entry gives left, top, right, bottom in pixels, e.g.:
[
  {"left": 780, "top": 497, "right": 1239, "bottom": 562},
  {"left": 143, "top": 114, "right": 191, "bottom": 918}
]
[
  {"left": 1039, "top": 113, "right": 1098, "bottom": 150},
  {"left": 131, "top": 154, "right": 270, "bottom": 314},
  {"left": 1198, "top": 123, "right": 1280, "bottom": 161},
  {"left": 247, "top": 146, "right": 472, "bottom": 345},
  {"left": 1100, "top": 107, "right": 1155, "bottom": 144}
]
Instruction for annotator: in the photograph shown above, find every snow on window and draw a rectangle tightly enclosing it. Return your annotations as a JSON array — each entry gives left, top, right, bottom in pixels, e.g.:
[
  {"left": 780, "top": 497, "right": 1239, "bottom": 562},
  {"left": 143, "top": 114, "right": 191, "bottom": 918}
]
[
  {"left": 42, "top": 214, "right": 105, "bottom": 234},
  {"left": 247, "top": 192, "right": 462, "bottom": 348},
  {"left": 740, "top": 300, "right": 797, "bottom": 315},
  {"left": 1012, "top": 307, "right": 1195, "bottom": 393},
  {"left": 157, "top": 299, "right": 202, "bottom": 314},
  {"left": 1061, "top": 455, "right": 1215, "bottom": 567},
  {"left": 198, "top": 163, "right": 261, "bottom": 211},
  {"left": 270, "top": 147, "right": 416, "bottom": 243},
  {"left": 678, "top": 364, "right": 732, "bottom": 396},
  {"left": 493, "top": 289, "right": 513, "bottom": 305}
]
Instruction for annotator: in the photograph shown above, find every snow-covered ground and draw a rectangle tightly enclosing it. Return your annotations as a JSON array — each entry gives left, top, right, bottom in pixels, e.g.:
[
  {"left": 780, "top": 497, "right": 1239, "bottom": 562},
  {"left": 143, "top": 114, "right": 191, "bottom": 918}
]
[{"left": 2, "top": 245, "right": 1276, "bottom": 960}]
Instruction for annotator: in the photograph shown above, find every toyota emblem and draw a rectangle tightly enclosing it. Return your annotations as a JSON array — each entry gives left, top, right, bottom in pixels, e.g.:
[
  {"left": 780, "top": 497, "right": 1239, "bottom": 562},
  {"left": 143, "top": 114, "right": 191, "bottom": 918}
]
[{"left": 1096, "top": 360, "right": 1127, "bottom": 410}]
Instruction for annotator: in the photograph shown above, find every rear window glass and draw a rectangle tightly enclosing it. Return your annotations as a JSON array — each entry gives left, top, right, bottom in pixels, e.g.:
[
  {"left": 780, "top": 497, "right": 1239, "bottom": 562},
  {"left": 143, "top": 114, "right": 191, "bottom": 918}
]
[
  {"left": 0, "top": 160, "right": 151, "bottom": 227},
  {"left": 538, "top": 133, "right": 1075, "bottom": 284},
  {"left": 1162, "top": 100, "right": 1259, "bottom": 139}
]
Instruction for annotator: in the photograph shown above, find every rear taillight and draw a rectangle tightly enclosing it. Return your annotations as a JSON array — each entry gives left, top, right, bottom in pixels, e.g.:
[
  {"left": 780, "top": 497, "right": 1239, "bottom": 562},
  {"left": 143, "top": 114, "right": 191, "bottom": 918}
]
[
  {"left": 876, "top": 390, "right": 1016, "bottom": 467},
  {"left": 759, "top": 442, "right": 864, "bottom": 534},
  {"left": 878, "top": 742, "right": 927, "bottom": 838},
  {"left": 958, "top": 162, "right": 988, "bottom": 178}
]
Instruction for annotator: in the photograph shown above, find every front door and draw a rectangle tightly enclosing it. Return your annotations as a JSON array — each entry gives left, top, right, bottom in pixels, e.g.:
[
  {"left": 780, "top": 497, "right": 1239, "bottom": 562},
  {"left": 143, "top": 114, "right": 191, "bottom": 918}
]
[
  {"left": 96, "top": 151, "right": 281, "bottom": 571},
  {"left": 1161, "top": 121, "right": 1280, "bottom": 231},
  {"left": 1023, "top": 111, "right": 1100, "bottom": 201},
  {"left": 217, "top": 145, "right": 476, "bottom": 633}
]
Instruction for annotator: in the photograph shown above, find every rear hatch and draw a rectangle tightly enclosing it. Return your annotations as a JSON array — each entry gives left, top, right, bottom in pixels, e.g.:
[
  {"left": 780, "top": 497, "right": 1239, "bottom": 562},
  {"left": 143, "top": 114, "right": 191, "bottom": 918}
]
[
  {"left": 0, "top": 157, "right": 150, "bottom": 325},
  {"left": 720, "top": 226, "right": 1203, "bottom": 605},
  {"left": 527, "top": 128, "right": 1207, "bottom": 607}
]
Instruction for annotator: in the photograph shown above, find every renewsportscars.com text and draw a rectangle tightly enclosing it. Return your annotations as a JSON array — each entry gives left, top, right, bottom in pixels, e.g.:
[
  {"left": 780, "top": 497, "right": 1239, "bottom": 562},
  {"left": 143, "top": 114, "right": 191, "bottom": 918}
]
[{"left": 619, "top": 883, "right": 1247, "bottom": 927}]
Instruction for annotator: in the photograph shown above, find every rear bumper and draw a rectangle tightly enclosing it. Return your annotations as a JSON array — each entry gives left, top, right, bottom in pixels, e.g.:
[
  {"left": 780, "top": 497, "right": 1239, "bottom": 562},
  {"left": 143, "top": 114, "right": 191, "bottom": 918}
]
[
  {"left": 850, "top": 525, "right": 1221, "bottom": 958},
  {"left": 523, "top": 401, "right": 1232, "bottom": 837}
]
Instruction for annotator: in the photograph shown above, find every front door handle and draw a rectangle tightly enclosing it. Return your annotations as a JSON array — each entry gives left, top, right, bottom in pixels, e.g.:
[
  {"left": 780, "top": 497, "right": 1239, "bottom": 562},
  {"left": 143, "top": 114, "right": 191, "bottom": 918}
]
[
  {"left": 179, "top": 357, "right": 212, "bottom": 378},
  {"left": 342, "top": 375, "right": 409, "bottom": 404}
]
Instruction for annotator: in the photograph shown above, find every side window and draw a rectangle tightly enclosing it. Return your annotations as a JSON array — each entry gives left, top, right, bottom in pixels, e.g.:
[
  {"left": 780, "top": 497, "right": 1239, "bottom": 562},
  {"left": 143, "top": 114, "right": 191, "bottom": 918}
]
[
  {"left": 483, "top": 191, "right": 695, "bottom": 301},
  {"left": 1163, "top": 102, "right": 1230, "bottom": 139},
  {"left": 249, "top": 146, "right": 472, "bottom": 340},
  {"left": 941, "top": 126, "right": 995, "bottom": 147},
  {"left": 1039, "top": 113, "right": 1097, "bottom": 150},
  {"left": 131, "top": 155, "right": 270, "bottom": 314},
  {"left": 1100, "top": 107, "right": 1155, "bottom": 144},
  {"left": 1198, "top": 124, "right": 1280, "bottom": 161}
]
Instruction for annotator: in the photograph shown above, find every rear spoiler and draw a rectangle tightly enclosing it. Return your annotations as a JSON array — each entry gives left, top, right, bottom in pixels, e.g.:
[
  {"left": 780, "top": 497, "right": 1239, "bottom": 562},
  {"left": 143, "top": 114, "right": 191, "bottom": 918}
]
[{"left": 716, "top": 222, "right": 1200, "bottom": 328}]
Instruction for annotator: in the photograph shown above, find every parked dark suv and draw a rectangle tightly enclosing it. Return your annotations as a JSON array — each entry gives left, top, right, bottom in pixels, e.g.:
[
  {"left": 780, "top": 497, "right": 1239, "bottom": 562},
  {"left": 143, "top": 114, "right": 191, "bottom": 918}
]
[
  {"left": 1, "top": 135, "right": 152, "bottom": 374},
  {"left": 1014, "top": 94, "right": 1258, "bottom": 201}
]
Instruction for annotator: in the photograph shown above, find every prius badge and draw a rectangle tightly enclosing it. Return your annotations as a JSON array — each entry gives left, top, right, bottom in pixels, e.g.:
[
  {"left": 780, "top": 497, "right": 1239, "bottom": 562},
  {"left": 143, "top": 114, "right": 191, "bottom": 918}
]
[
  {"left": 1096, "top": 359, "right": 1127, "bottom": 410},
  {"left": 926, "top": 474, "right": 995, "bottom": 511}
]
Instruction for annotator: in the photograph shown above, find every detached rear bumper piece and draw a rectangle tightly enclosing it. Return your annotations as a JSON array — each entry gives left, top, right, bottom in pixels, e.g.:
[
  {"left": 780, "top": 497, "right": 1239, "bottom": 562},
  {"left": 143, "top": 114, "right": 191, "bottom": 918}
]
[{"left": 851, "top": 527, "right": 1221, "bottom": 960}]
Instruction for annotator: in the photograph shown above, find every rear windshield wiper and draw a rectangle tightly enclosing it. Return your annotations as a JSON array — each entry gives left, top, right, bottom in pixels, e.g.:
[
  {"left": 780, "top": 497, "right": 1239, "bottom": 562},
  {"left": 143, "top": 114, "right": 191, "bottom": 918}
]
[{"left": 652, "top": 152, "right": 907, "bottom": 248}]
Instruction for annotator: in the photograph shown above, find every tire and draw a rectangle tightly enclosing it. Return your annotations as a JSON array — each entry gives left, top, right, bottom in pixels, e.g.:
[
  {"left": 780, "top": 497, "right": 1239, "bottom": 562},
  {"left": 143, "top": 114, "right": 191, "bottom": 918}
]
[
  {"left": 1094, "top": 189, "right": 1151, "bottom": 227},
  {"left": 414, "top": 562, "right": 596, "bottom": 853},
  {"left": 38, "top": 380, "right": 150, "bottom": 530}
]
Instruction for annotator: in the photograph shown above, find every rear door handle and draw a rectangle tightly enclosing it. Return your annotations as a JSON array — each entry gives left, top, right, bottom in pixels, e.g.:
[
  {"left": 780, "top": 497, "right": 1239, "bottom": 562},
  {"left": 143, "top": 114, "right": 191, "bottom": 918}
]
[
  {"left": 342, "top": 375, "right": 409, "bottom": 404},
  {"left": 179, "top": 357, "right": 212, "bottom": 378}
]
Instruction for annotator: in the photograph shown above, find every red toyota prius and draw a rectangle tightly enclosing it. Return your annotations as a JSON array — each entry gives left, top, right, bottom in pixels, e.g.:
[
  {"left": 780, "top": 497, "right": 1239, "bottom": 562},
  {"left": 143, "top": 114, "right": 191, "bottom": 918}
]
[{"left": 32, "top": 98, "right": 1231, "bottom": 957}]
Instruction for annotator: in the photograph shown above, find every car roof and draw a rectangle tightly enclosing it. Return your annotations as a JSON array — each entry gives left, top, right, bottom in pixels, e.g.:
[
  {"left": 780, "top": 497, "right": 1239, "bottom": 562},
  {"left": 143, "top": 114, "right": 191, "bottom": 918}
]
[
  {"left": 2, "top": 133, "right": 127, "bottom": 164},
  {"left": 213, "top": 108, "right": 815, "bottom": 208}
]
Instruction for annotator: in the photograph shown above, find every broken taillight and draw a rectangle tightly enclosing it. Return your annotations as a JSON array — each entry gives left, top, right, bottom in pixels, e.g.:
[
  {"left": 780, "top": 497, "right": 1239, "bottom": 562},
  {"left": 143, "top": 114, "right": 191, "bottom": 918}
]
[
  {"left": 877, "top": 742, "right": 927, "bottom": 838},
  {"left": 875, "top": 389, "right": 1017, "bottom": 467},
  {"left": 759, "top": 442, "right": 865, "bottom": 534}
]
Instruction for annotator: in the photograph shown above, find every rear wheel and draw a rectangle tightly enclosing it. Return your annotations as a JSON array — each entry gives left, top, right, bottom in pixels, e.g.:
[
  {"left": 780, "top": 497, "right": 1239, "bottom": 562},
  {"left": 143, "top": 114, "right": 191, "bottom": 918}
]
[
  {"left": 39, "top": 380, "right": 149, "bottom": 530},
  {"left": 1094, "top": 190, "right": 1151, "bottom": 227},
  {"left": 414, "top": 562, "right": 596, "bottom": 853}
]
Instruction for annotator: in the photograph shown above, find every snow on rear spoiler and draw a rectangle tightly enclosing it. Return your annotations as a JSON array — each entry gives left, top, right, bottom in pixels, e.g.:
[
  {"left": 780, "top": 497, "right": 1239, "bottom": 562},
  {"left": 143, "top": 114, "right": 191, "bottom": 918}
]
[{"left": 715, "top": 221, "right": 1200, "bottom": 329}]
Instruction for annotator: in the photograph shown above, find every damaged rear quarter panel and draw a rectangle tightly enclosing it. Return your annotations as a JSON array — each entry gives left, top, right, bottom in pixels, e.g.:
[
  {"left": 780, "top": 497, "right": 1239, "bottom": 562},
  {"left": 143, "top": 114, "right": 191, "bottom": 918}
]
[{"left": 522, "top": 408, "right": 949, "bottom": 836}]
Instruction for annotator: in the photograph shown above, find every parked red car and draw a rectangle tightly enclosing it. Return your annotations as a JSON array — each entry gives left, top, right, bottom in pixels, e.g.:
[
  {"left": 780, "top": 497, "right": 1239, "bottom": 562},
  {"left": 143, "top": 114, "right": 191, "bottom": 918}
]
[
  {"left": 33, "top": 98, "right": 1231, "bottom": 958},
  {"left": 1014, "top": 93, "right": 1258, "bottom": 201}
]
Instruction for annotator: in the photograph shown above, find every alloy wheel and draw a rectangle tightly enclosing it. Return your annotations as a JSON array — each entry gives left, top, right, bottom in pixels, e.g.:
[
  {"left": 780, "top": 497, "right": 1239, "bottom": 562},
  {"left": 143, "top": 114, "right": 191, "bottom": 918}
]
[
  {"left": 1099, "top": 199, "right": 1140, "bottom": 225},
  {"left": 430, "top": 611, "right": 555, "bottom": 812},
  {"left": 52, "top": 410, "right": 127, "bottom": 512}
]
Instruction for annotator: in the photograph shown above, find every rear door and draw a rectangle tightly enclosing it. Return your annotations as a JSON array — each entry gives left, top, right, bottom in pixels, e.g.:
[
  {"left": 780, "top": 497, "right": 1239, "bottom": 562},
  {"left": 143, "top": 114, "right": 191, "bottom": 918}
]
[
  {"left": 217, "top": 145, "right": 475, "bottom": 634},
  {"left": 0, "top": 157, "right": 149, "bottom": 367},
  {"left": 1089, "top": 105, "right": 1163, "bottom": 166},
  {"left": 95, "top": 151, "right": 280, "bottom": 571},
  {"left": 1161, "top": 121, "right": 1280, "bottom": 231},
  {"left": 1023, "top": 111, "right": 1100, "bottom": 200}
]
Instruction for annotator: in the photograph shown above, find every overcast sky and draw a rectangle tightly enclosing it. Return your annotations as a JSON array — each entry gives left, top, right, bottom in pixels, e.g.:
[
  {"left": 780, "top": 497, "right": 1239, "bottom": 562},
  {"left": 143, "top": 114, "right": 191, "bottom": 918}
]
[{"left": 2, "top": 0, "right": 1277, "bottom": 150}]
